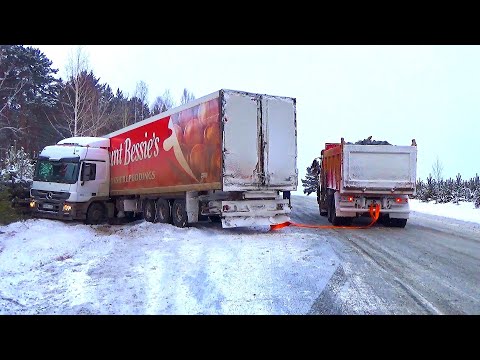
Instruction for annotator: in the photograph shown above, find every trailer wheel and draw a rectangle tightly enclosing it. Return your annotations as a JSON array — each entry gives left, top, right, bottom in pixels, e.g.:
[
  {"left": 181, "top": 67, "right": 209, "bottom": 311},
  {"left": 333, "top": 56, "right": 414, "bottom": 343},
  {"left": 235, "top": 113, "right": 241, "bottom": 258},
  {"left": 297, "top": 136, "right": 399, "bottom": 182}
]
[
  {"left": 172, "top": 199, "right": 188, "bottom": 228},
  {"left": 143, "top": 199, "right": 157, "bottom": 223},
  {"left": 86, "top": 202, "right": 105, "bottom": 225},
  {"left": 156, "top": 199, "right": 171, "bottom": 224}
]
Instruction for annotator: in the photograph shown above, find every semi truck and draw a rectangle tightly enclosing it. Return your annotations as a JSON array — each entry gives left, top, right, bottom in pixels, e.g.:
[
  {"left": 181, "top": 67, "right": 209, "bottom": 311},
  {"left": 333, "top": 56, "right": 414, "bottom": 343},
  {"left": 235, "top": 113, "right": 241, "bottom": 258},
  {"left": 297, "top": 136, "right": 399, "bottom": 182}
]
[
  {"left": 29, "top": 89, "right": 297, "bottom": 228},
  {"left": 316, "top": 138, "right": 417, "bottom": 228}
]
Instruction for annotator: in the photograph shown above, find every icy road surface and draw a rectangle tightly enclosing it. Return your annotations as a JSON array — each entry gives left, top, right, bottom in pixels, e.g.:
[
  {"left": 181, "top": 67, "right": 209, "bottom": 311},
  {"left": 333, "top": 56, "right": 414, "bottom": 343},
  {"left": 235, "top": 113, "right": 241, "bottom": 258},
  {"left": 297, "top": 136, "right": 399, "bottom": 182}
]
[{"left": 1, "top": 195, "right": 479, "bottom": 314}]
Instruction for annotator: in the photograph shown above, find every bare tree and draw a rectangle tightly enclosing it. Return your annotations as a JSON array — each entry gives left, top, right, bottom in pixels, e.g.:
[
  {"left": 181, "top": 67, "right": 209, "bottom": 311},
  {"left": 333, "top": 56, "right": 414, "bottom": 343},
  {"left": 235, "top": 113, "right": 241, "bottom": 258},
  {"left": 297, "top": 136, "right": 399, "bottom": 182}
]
[
  {"left": 120, "top": 92, "right": 131, "bottom": 128},
  {"left": 180, "top": 88, "right": 195, "bottom": 105},
  {"left": 134, "top": 80, "right": 149, "bottom": 122},
  {"left": 151, "top": 89, "right": 175, "bottom": 115},
  {"left": 432, "top": 156, "right": 444, "bottom": 203},
  {"left": 57, "top": 47, "right": 115, "bottom": 137},
  {"left": 61, "top": 46, "right": 91, "bottom": 136},
  {"left": 0, "top": 55, "right": 28, "bottom": 137}
]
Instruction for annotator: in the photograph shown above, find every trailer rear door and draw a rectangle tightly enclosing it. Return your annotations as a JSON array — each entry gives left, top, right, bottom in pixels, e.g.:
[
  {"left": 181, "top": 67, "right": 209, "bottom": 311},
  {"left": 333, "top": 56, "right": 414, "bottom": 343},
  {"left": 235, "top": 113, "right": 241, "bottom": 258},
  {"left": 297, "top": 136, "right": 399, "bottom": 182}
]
[{"left": 222, "top": 90, "right": 297, "bottom": 191}]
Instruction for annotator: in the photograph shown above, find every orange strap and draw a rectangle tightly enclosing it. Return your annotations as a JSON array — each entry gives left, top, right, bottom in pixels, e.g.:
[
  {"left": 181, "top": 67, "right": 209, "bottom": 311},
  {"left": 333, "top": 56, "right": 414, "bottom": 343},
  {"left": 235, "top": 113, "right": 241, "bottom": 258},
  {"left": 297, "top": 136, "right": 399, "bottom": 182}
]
[{"left": 270, "top": 204, "right": 380, "bottom": 231}]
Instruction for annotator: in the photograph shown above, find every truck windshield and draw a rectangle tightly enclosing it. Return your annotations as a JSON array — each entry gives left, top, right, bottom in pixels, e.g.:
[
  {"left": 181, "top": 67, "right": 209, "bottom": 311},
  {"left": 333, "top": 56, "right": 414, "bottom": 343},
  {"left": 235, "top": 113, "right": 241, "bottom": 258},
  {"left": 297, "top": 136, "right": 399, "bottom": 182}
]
[{"left": 33, "top": 160, "right": 80, "bottom": 184}]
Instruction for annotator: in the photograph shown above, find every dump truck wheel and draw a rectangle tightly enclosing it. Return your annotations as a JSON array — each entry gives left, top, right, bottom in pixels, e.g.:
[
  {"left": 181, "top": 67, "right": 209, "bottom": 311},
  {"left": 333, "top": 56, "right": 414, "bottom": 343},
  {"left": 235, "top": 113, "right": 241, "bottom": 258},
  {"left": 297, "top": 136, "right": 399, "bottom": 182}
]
[
  {"left": 86, "top": 202, "right": 105, "bottom": 225},
  {"left": 327, "top": 195, "right": 333, "bottom": 223},
  {"left": 330, "top": 196, "right": 342, "bottom": 226},
  {"left": 143, "top": 199, "right": 157, "bottom": 223},
  {"left": 156, "top": 199, "right": 171, "bottom": 224},
  {"left": 172, "top": 199, "right": 187, "bottom": 228},
  {"left": 319, "top": 205, "right": 328, "bottom": 217}
]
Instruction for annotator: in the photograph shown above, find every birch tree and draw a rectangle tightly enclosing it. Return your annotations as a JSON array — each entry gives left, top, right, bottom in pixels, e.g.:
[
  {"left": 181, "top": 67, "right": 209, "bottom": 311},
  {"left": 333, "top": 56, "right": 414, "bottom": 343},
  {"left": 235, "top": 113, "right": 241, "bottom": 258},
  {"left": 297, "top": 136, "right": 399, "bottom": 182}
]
[
  {"left": 151, "top": 89, "right": 175, "bottom": 115},
  {"left": 56, "top": 47, "right": 115, "bottom": 137},
  {"left": 180, "top": 88, "right": 195, "bottom": 105}
]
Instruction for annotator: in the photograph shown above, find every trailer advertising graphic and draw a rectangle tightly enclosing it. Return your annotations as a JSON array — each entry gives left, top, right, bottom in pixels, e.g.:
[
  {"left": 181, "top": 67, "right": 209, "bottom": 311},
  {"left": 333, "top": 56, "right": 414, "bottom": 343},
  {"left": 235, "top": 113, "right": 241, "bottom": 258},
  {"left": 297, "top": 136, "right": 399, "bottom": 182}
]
[{"left": 109, "top": 98, "right": 221, "bottom": 192}]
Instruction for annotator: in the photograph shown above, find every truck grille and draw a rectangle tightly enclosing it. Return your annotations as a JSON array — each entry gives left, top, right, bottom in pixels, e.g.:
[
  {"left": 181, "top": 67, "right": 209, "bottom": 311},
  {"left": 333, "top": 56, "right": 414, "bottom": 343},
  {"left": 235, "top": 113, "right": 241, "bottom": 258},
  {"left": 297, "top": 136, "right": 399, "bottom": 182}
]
[{"left": 31, "top": 189, "right": 70, "bottom": 201}]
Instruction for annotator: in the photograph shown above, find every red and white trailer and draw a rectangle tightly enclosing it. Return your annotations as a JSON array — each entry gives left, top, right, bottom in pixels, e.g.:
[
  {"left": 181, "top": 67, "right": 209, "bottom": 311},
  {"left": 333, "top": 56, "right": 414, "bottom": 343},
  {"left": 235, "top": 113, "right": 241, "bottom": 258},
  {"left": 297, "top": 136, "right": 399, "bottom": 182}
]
[{"left": 30, "top": 89, "right": 297, "bottom": 228}]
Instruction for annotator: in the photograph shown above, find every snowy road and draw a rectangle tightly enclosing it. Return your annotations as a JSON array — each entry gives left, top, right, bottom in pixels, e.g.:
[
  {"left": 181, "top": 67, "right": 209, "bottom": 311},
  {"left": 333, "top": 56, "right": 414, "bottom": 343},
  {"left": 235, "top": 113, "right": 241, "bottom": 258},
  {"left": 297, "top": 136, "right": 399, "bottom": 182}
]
[
  {"left": 290, "top": 196, "right": 480, "bottom": 314},
  {"left": 1, "top": 195, "right": 479, "bottom": 315}
]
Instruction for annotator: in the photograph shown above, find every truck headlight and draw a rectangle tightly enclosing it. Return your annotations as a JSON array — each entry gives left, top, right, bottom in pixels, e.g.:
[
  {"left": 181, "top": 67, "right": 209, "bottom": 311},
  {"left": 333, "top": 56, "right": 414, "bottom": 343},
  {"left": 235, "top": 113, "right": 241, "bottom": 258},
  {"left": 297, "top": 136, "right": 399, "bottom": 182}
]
[
  {"left": 30, "top": 200, "right": 36, "bottom": 208},
  {"left": 63, "top": 204, "right": 72, "bottom": 212}
]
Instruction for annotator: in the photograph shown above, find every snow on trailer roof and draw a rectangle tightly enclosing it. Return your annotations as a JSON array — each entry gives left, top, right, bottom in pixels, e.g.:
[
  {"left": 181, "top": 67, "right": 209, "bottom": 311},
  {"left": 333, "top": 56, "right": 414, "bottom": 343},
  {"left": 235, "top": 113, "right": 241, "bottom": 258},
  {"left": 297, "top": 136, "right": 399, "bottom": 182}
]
[{"left": 57, "top": 137, "right": 110, "bottom": 148}]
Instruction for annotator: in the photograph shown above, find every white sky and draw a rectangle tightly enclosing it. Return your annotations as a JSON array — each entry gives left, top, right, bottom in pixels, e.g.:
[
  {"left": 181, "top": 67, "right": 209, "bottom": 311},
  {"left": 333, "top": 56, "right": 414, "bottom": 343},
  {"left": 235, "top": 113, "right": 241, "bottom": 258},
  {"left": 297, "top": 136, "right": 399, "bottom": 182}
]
[
  {"left": 0, "top": 197, "right": 478, "bottom": 315},
  {"left": 32, "top": 45, "right": 480, "bottom": 192}
]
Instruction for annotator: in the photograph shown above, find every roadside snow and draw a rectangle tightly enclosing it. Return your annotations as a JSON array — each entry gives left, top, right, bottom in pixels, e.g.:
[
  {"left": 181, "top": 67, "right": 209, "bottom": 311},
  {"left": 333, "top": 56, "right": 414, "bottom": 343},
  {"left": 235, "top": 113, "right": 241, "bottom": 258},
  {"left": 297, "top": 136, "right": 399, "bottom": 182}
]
[
  {"left": 409, "top": 199, "right": 480, "bottom": 224},
  {"left": 0, "top": 219, "right": 338, "bottom": 315}
]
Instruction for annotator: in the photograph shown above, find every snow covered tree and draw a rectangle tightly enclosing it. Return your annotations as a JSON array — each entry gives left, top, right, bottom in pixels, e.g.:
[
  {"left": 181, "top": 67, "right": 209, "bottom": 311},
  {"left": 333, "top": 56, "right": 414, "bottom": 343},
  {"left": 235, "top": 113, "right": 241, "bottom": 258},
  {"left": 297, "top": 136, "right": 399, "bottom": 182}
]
[
  {"left": 438, "top": 178, "right": 452, "bottom": 203},
  {"left": 432, "top": 157, "right": 443, "bottom": 204},
  {"left": 414, "top": 179, "right": 425, "bottom": 200},
  {"left": 452, "top": 173, "right": 464, "bottom": 204},
  {"left": 0, "top": 144, "right": 34, "bottom": 183},
  {"left": 301, "top": 158, "right": 320, "bottom": 196},
  {"left": 421, "top": 175, "right": 436, "bottom": 202},
  {"left": 474, "top": 189, "right": 480, "bottom": 209}
]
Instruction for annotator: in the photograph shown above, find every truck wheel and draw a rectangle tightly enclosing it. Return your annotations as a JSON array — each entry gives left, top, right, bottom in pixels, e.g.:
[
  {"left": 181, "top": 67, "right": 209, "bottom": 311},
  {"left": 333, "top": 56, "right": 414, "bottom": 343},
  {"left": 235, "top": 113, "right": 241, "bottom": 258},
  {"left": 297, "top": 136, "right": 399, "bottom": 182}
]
[
  {"left": 86, "top": 202, "right": 105, "bottom": 225},
  {"left": 390, "top": 218, "right": 407, "bottom": 228},
  {"left": 143, "top": 199, "right": 157, "bottom": 223},
  {"left": 330, "top": 196, "right": 342, "bottom": 226},
  {"left": 319, "top": 205, "right": 328, "bottom": 217},
  {"left": 327, "top": 195, "right": 333, "bottom": 223},
  {"left": 172, "top": 199, "right": 188, "bottom": 228},
  {"left": 156, "top": 199, "right": 171, "bottom": 224}
]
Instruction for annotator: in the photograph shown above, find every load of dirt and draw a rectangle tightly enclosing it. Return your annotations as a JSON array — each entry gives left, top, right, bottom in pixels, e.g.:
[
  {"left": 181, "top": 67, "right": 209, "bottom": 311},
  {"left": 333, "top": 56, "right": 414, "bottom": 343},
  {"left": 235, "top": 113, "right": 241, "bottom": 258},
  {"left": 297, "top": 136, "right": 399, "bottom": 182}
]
[{"left": 347, "top": 136, "right": 391, "bottom": 145}]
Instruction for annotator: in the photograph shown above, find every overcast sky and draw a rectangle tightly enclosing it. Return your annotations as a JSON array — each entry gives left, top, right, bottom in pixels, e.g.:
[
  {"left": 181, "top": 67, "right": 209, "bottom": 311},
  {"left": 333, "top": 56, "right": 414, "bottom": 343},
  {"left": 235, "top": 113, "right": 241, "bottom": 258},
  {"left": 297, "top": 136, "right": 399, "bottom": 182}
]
[{"left": 33, "top": 45, "right": 480, "bottom": 191}]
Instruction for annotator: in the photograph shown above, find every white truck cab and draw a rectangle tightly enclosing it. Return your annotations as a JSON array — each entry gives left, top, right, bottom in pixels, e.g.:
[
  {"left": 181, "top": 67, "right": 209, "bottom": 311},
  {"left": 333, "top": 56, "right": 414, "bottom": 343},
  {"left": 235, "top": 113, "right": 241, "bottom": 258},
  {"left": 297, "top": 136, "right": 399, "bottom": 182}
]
[{"left": 30, "top": 137, "right": 112, "bottom": 223}]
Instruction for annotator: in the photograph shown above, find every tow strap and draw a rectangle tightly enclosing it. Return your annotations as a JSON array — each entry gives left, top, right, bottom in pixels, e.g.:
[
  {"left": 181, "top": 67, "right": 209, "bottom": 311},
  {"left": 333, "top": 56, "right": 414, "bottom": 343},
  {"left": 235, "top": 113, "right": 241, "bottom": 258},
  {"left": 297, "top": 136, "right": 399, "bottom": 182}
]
[{"left": 270, "top": 204, "right": 380, "bottom": 231}]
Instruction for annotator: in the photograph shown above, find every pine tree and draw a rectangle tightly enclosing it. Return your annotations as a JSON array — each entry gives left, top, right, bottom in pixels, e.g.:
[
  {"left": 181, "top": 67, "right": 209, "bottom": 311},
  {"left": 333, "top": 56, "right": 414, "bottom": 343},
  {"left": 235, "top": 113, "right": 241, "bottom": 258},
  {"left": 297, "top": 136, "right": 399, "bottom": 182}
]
[
  {"left": 0, "top": 45, "right": 60, "bottom": 155},
  {"left": 301, "top": 158, "right": 320, "bottom": 196},
  {"left": 440, "top": 178, "right": 453, "bottom": 203},
  {"left": 1, "top": 144, "right": 34, "bottom": 183},
  {"left": 451, "top": 173, "right": 464, "bottom": 204},
  {"left": 414, "top": 179, "right": 425, "bottom": 199},
  {"left": 423, "top": 175, "right": 435, "bottom": 202}
]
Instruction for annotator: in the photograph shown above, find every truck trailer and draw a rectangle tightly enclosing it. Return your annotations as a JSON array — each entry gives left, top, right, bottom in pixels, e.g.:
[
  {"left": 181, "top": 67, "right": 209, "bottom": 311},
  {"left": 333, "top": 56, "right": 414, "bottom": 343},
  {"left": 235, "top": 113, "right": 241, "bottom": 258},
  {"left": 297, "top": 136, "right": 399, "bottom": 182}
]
[
  {"left": 29, "top": 89, "right": 297, "bottom": 228},
  {"left": 316, "top": 138, "right": 417, "bottom": 227}
]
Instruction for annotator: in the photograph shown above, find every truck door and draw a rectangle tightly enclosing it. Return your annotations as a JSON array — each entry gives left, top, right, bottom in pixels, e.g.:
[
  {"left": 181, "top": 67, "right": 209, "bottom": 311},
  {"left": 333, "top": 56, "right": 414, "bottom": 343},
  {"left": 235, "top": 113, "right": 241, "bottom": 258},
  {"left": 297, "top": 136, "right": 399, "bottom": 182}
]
[
  {"left": 77, "top": 161, "right": 108, "bottom": 201},
  {"left": 222, "top": 90, "right": 297, "bottom": 191},
  {"left": 261, "top": 95, "right": 297, "bottom": 189},
  {"left": 222, "top": 91, "right": 263, "bottom": 190}
]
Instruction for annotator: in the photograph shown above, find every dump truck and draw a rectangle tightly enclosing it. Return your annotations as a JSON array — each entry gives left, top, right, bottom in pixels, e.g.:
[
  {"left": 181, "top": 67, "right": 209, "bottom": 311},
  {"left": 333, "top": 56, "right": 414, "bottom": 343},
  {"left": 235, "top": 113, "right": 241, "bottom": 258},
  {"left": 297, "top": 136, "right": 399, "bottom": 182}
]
[
  {"left": 316, "top": 137, "right": 417, "bottom": 227},
  {"left": 29, "top": 89, "right": 297, "bottom": 228}
]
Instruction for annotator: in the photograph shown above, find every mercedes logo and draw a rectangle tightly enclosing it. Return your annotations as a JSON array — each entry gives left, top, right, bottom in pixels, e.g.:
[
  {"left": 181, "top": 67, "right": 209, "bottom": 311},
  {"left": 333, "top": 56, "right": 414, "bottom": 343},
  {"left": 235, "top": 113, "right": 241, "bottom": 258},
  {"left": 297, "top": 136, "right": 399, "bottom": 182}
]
[{"left": 46, "top": 192, "right": 53, "bottom": 200}]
